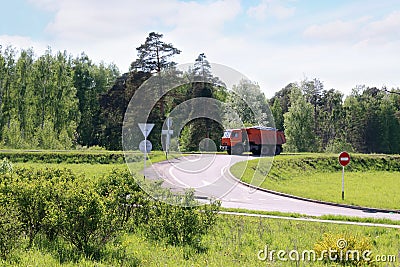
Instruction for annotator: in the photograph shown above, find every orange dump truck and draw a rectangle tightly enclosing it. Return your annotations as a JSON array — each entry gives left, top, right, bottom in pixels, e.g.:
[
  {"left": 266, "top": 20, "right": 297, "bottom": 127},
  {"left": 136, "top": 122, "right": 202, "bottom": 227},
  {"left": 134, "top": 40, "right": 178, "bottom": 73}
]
[{"left": 220, "top": 126, "right": 286, "bottom": 156}]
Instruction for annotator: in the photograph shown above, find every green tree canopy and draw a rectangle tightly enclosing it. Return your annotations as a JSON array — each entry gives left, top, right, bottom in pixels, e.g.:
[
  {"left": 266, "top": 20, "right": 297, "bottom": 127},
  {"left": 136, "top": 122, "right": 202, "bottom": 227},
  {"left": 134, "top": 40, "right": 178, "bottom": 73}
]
[{"left": 283, "top": 86, "right": 316, "bottom": 152}]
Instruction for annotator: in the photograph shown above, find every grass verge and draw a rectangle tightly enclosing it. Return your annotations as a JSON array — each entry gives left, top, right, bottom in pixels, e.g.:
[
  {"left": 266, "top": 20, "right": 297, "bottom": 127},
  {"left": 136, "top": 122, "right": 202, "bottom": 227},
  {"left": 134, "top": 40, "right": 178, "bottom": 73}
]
[
  {"left": 230, "top": 154, "right": 400, "bottom": 210},
  {"left": 3, "top": 214, "right": 400, "bottom": 266}
]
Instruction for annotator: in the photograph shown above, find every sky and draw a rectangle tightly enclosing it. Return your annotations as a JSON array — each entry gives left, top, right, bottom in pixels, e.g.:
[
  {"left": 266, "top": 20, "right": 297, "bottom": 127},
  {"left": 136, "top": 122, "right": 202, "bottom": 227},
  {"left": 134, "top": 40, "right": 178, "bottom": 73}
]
[{"left": 1, "top": 0, "right": 399, "bottom": 97}]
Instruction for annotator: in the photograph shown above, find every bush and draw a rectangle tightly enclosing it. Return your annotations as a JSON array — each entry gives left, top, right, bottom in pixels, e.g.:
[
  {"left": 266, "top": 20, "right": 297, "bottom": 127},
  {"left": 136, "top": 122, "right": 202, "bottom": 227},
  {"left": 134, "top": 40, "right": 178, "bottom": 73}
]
[
  {"left": 143, "top": 191, "right": 221, "bottom": 249},
  {"left": 314, "top": 232, "right": 374, "bottom": 266},
  {"left": 0, "top": 168, "right": 124, "bottom": 257},
  {"left": 0, "top": 158, "right": 13, "bottom": 174},
  {"left": 0, "top": 167, "right": 222, "bottom": 261},
  {"left": 0, "top": 151, "right": 132, "bottom": 164},
  {"left": 8, "top": 168, "right": 77, "bottom": 247},
  {"left": 96, "top": 169, "right": 150, "bottom": 230},
  {"left": 0, "top": 196, "right": 22, "bottom": 260},
  {"left": 1, "top": 119, "right": 29, "bottom": 149},
  {"left": 325, "top": 138, "right": 355, "bottom": 154},
  {"left": 56, "top": 179, "right": 108, "bottom": 257}
]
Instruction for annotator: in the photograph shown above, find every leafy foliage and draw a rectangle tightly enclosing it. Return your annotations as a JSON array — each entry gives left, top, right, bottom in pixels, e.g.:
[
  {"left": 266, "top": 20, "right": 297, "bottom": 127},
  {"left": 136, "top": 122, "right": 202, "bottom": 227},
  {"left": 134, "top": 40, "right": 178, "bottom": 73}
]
[
  {"left": 0, "top": 198, "right": 22, "bottom": 260},
  {"left": 1, "top": 33, "right": 400, "bottom": 153},
  {"left": 314, "top": 232, "right": 374, "bottom": 266},
  {"left": 324, "top": 138, "right": 355, "bottom": 154},
  {"left": 0, "top": 162, "right": 220, "bottom": 261},
  {"left": 0, "top": 158, "right": 12, "bottom": 174},
  {"left": 0, "top": 46, "right": 118, "bottom": 150},
  {"left": 284, "top": 86, "right": 317, "bottom": 152},
  {"left": 0, "top": 150, "right": 132, "bottom": 164},
  {"left": 143, "top": 192, "right": 220, "bottom": 248}
]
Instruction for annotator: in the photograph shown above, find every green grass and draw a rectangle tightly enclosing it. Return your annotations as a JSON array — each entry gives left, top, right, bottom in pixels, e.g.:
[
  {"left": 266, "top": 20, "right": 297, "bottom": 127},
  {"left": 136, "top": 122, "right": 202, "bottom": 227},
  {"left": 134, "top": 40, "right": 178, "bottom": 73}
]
[
  {"left": 231, "top": 154, "right": 400, "bottom": 210},
  {"left": 10, "top": 150, "right": 176, "bottom": 179},
  {"left": 3, "top": 214, "right": 400, "bottom": 266}
]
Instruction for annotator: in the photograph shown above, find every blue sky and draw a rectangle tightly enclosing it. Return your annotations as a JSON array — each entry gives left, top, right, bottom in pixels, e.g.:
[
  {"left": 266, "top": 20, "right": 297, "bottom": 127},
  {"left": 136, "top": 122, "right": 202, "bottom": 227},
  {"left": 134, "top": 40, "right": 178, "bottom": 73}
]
[{"left": 1, "top": 0, "right": 399, "bottom": 97}]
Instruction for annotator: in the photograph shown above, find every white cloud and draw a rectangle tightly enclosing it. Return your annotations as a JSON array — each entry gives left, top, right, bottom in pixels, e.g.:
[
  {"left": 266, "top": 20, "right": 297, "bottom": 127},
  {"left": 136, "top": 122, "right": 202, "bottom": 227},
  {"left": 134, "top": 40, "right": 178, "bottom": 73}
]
[
  {"left": 30, "top": 0, "right": 241, "bottom": 43},
  {"left": 303, "top": 18, "right": 368, "bottom": 42},
  {"left": 43, "top": 0, "right": 169, "bottom": 41},
  {"left": 27, "top": 0, "right": 58, "bottom": 11},
  {"left": 303, "top": 11, "right": 400, "bottom": 45},
  {"left": 247, "top": 0, "right": 295, "bottom": 21},
  {"left": 0, "top": 35, "right": 48, "bottom": 54},
  {"left": 4, "top": 1, "right": 400, "bottom": 98},
  {"left": 363, "top": 10, "right": 400, "bottom": 43},
  {"left": 24, "top": 0, "right": 241, "bottom": 70}
]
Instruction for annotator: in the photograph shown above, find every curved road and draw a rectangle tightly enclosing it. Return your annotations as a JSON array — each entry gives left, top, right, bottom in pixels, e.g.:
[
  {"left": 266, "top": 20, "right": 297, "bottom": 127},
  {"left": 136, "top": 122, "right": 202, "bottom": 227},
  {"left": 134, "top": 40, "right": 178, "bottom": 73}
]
[{"left": 147, "top": 154, "right": 400, "bottom": 221}]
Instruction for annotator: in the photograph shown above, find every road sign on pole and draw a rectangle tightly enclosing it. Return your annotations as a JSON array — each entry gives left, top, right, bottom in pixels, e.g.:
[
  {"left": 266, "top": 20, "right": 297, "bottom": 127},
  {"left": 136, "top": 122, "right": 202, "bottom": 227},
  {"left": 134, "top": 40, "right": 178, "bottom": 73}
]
[
  {"left": 138, "top": 123, "right": 154, "bottom": 138},
  {"left": 338, "top": 151, "right": 350, "bottom": 200},
  {"left": 139, "top": 140, "right": 152, "bottom": 153},
  {"left": 339, "top": 151, "right": 350, "bottom": 167},
  {"left": 138, "top": 123, "right": 154, "bottom": 179}
]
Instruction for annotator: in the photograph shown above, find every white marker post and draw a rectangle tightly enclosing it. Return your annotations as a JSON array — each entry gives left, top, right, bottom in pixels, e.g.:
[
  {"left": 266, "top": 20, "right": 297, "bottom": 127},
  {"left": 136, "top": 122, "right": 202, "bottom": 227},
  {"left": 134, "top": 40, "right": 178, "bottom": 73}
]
[
  {"left": 161, "top": 118, "right": 173, "bottom": 159},
  {"left": 338, "top": 151, "right": 350, "bottom": 200},
  {"left": 138, "top": 123, "right": 154, "bottom": 179}
]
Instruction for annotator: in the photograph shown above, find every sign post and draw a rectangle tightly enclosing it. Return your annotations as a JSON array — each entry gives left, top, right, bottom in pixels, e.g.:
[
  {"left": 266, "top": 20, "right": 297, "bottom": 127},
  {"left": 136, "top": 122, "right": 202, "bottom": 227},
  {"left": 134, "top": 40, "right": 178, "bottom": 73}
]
[
  {"left": 338, "top": 151, "right": 350, "bottom": 200},
  {"left": 161, "top": 118, "right": 173, "bottom": 159},
  {"left": 138, "top": 123, "right": 154, "bottom": 179}
]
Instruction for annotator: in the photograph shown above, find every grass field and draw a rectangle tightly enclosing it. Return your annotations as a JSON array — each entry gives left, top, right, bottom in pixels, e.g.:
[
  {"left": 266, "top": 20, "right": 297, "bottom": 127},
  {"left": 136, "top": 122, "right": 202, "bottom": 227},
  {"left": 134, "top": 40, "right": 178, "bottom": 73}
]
[
  {"left": 11, "top": 150, "right": 174, "bottom": 178},
  {"left": 3, "top": 214, "right": 400, "bottom": 266},
  {"left": 231, "top": 154, "right": 400, "bottom": 210}
]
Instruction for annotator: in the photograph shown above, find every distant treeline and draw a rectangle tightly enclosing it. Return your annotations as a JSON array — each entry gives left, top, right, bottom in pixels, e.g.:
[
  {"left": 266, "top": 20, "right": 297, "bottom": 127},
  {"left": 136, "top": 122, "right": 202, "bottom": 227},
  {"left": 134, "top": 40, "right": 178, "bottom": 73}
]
[
  {"left": 271, "top": 81, "right": 400, "bottom": 154},
  {"left": 1, "top": 32, "right": 399, "bottom": 154},
  {"left": 0, "top": 46, "right": 119, "bottom": 149}
]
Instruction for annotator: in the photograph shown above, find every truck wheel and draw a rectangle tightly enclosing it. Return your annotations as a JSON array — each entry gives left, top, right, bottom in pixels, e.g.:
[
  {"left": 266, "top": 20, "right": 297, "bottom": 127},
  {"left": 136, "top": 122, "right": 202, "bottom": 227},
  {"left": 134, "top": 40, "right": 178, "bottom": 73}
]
[
  {"left": 261, "top": 146, "right": 273, "bottom": 156},
  {"left": 275, "top": 145, "right": 282, "bottom": 155},
  {"left": 232, "top": 145, "right": 243, "bottom": 155}
]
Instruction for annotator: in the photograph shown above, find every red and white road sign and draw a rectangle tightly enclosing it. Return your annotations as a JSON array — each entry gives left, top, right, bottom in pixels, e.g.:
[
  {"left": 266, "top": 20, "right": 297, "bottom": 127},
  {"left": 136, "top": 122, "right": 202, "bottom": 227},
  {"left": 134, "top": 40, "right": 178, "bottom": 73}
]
[{"left": 339, "top": 151, "right": 350, "bottom": 167}]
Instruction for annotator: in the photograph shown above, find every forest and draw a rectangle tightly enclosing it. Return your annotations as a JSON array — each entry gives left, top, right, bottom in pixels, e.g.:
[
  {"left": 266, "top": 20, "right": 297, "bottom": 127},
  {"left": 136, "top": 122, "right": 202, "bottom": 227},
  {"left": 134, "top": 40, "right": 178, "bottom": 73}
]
[{"left": 0, "top": 32, "right": 399, "bottom": 154}]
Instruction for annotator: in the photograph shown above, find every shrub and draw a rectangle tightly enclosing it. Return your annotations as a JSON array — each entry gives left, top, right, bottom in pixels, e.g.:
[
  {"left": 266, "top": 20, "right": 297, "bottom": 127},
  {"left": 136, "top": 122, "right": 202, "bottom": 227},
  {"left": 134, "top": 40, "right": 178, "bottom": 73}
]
[
  {"left": 0, "top": 158, "right": 13, "bottom": 174},
  {"left": 1, "top": 168, "right": 123, "bottom": 257},
  {"left": 0, "top": 196, "right": 22, "bottom": 260},
  {"left": 0, "top": 151, "right": 132, "bottom": 164},
  {"left": 314, "top": 232, "right": 374, "bottom": 266},
  {"left": 9, "top": 168, "right": 76, "bottom": 247},
  {"left": 0, "top": 166, "right": 222, "bottom": 261},
  {"left": 325, "top": 138, "right": 355, "bottom": 154},
  {"left": 143, "top": 191, "right": 221, "bottom": 249},
  {"left": 96, "top": 170, "right": 150, "bottom": 230},
  {"left": 57, "top": 179, "right": 107, "bottom": 257}
]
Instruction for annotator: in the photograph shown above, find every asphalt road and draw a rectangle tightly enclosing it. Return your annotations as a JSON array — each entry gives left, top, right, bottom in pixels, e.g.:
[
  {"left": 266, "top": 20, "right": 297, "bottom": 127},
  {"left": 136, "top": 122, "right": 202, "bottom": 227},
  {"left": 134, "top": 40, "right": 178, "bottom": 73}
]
[{"left": 148, "top": 154, "right": 400, "bottom": 220}]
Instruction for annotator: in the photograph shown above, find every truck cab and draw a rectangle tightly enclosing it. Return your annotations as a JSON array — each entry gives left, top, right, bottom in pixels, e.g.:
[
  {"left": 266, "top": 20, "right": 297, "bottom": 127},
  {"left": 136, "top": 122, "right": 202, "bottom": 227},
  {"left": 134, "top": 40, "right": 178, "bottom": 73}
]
[{"left": 220, "top": 129, "right": 247, "bottom": 155}]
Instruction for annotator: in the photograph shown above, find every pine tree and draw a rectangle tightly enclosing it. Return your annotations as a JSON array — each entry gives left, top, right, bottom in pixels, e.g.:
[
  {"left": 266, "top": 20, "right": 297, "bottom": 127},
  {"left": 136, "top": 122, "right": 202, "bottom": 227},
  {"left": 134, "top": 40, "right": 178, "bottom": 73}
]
[{"left": 130, "top": 32, "right": 181, "bottom": 73}]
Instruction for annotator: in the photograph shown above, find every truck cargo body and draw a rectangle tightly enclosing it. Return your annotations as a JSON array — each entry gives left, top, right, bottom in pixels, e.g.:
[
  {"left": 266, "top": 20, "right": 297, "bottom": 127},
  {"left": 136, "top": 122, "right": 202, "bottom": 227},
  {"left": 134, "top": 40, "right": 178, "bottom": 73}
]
[{"left": 220, "top": 126, "right": 286, "bottom": 156}]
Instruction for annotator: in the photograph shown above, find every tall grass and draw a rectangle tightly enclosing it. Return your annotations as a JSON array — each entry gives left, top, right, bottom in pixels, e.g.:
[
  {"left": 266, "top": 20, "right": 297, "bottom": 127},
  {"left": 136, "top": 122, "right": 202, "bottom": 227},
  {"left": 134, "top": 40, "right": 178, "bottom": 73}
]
[{"left": 3, "top": 214, "right": 400, "bottom": 266}]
